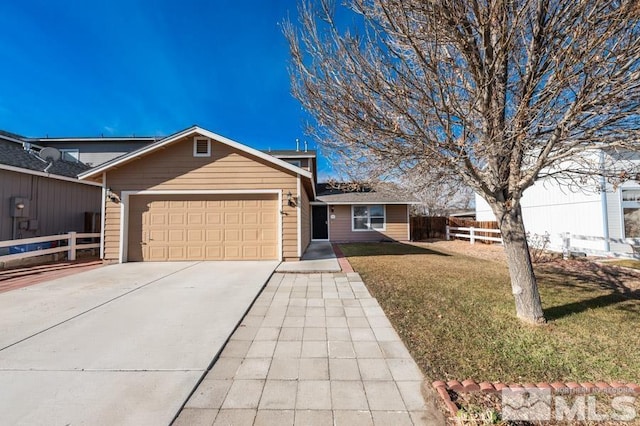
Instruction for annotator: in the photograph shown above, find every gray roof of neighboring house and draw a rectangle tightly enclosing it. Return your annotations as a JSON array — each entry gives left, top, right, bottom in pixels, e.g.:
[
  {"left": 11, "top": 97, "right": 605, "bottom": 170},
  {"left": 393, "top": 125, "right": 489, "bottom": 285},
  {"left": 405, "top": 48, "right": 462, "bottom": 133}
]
[
  {"left": 315, "top": 182, "right": 418, "bottom": 204},
  {"left": 0, "top": 137, "right": 92, "bottom": 178},
  {"left": 265, "top": 150, "right": 317, "bottom": 157}
]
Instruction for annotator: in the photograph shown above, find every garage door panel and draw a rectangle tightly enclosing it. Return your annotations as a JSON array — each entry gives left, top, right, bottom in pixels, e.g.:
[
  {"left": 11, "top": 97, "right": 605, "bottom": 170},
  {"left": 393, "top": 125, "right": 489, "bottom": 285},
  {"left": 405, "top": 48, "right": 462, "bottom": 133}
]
[
  {"left": 261, "top": 212, "right": 276, "bottom": 224},
  {"left": 149, "top": 246, "right": 167, "bottom": 261},
  {"left": 169, "top": 214, "right": 184, "bottom": 225},
  {"left": 224, "top": 212, "right": 240, "bottom": 224},
  {"left": 150, "top": 214, "right": 166, "bottom": 226},
  {"left": 206, "top": 213, "right": 222, "bottom": 224},
  {"left": 243, "top": 229, "right": 259, "bottom": 241},
  {"left": 168, "top": 246, "right": 186, "bottom": 260},
  {"left": 168, "top": 230, "right": 184, "bottom": 242},
  {"left": 243, "top": 246, "right": 259, "bottom": 258},
  {"left": 224, "top": 246, "right": 241, "bottom": 259},
  {"left": 205, "top": 246, "right": 222, "bottom": 258},
  {"left": 149, "top": 230, "right": 167, "bottom": 242},
  {"left": 187, "top": 213, "right": 204, "bottom": 225},
  {"left": 261, "top": 246, "right": 277, "bottom": 258},
  {"left": 262, "top": 229, "right": 277, "bottom": 241},
  {"left": 187, "top": 229, "right": 203, "bottom": 242},
  {"left": 206, "top": 229, "right": 222, "bottom": 242},
  {"left": 243, "top": 212, "right": 259, "bottom": 224},
  {"left": 225, "top": 229, "right": 241, "bottom": 242},
  {"left": 187, "top": 246, "right": 203, "bottom": 259},
  {"left": 128, "top": 194, "right": 279, "bottom": 261}
]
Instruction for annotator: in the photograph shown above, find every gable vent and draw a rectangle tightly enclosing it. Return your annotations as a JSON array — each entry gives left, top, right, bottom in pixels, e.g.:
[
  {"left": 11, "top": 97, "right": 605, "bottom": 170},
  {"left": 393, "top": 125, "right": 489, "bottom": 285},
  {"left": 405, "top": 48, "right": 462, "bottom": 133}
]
[{"left": 193, "top": 137, "right": 211, "bottom": 157}]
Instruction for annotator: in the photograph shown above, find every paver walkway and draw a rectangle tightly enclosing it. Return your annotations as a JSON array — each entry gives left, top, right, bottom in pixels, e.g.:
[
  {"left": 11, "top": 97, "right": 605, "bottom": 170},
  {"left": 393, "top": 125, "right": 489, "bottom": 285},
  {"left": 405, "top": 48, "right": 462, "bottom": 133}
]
[{"left": 174, "top": 272, "right": 444, "bottom": 426}]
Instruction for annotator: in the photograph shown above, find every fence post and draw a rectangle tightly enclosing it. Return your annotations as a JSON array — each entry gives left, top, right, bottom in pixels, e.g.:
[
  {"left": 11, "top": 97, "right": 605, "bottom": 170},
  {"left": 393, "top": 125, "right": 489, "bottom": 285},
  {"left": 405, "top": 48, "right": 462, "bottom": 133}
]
[
  {"left": 562, "top": 232, "right": 570, "bottom": 259},
  {"left": 68, "top": 231, "right": 77, "bottom": 261},
  {"left": 470, "top": 227, "right": 475, "bottom": 244},
  {"left": 445, "top": 226, "right": 450, "bottom": 241}
]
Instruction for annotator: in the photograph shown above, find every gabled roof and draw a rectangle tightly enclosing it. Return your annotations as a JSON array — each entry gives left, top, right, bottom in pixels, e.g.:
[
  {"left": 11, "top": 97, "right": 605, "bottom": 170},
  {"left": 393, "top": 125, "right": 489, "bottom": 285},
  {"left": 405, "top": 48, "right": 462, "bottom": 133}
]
[
  {"left": 78, "top": 126, "right": 313, "bottom": 180},
  {"left": 315, "top": 182, "right": 419, "bottom": 204},
  {"left": 0, "top": 137, "right": 92, "bottom": 178}
]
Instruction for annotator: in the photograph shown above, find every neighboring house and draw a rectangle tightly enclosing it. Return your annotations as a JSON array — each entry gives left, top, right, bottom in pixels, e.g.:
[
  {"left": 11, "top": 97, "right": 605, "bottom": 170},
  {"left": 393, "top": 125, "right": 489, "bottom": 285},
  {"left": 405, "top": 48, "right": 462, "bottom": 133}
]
[
  {"left": 0, "top": 133, "right": 102, "bottom": 243},
  {"left": 33, "top": 136, "right": 158, "bottom": 166},
  {"left": 78, "top": 125, "right": 415, "bottom": 263},
  {"left": 476, "top": 154, "right": 640, "bottom": 257}
]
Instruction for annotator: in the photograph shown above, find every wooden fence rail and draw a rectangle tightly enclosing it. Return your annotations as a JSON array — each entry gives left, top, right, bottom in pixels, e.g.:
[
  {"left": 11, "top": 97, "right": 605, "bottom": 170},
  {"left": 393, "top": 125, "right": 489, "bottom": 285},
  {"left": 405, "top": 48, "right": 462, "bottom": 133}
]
[{"left": 0, "top": 232, "right": 100, "bottom": 263}]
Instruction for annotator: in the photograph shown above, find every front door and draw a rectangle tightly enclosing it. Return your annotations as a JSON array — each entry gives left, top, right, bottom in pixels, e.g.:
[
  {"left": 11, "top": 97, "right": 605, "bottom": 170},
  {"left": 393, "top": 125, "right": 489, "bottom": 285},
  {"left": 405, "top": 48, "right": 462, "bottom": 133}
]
[{"left": 312, "top": 205, "right": 329, "bottom": 240}]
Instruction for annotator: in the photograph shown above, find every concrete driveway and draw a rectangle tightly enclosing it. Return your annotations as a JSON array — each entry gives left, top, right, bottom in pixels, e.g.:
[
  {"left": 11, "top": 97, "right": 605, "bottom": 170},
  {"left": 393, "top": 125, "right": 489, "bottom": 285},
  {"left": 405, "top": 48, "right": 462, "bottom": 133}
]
[{"left": 0, "top": 261, "right": 278, "bottom": 425}]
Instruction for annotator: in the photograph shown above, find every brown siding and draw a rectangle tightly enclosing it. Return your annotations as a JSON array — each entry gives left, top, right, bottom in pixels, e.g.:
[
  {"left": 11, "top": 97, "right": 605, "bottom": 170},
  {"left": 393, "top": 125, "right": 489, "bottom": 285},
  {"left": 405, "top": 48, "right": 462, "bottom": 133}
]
[
  {"left": 0, "top": 169, "right": 101, "bottom": 242},
  {"left": 300, "top": 184, "right": 311, "bottom": 254},
  {"left": 102, "top": 134, "right": 300, "bottom": 261},
  {"left": 328, "top": 204, "right": 409, "bottom": 242}
]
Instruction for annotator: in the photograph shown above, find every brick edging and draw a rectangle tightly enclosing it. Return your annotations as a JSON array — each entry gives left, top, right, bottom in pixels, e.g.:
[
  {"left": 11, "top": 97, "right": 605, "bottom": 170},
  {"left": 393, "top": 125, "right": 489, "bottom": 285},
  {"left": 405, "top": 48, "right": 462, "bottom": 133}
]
[
  {"left": 331, "top": 244, "right": 355, "bottom": 273},
  {"left": 430, "top": 379, "right": 640, "bottom": 417}
]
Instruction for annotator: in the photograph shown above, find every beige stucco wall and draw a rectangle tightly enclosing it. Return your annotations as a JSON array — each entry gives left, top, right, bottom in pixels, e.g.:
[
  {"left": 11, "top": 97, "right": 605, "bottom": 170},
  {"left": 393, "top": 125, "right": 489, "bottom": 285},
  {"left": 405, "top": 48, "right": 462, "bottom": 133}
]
[
  {"left": 102, "top": 133, "right": 301, "bottom": 261},
  {"left": 328, "top": 204, "right": 409, "bottom": 242}
]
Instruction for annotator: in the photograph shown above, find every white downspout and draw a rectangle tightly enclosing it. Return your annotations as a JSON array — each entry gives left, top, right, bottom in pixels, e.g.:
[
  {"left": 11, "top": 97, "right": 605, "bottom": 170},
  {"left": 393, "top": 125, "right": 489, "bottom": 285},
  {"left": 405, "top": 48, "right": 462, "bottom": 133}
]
[{"left": 600, "top": 151, "right": 610, "bottom": 253}]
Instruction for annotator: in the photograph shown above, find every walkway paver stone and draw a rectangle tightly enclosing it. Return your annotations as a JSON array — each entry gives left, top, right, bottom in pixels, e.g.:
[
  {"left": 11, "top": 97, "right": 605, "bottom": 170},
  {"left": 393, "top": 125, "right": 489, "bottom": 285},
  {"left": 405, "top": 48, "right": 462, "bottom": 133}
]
[{"left": 174, "top": 272, "right": 444, "bottom": 425}]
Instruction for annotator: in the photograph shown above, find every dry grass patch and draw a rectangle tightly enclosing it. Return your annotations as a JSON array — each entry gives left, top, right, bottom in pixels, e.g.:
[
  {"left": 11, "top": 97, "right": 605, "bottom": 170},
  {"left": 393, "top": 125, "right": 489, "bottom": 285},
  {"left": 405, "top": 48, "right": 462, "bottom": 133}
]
[{"left": 339, "top": 242, "right": 640, "bottom": 384}]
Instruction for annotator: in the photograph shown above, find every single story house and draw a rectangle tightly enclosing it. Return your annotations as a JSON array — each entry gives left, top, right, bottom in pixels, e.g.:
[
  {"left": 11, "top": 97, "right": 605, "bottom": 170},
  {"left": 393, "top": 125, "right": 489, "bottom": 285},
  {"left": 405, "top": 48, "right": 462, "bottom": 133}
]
[
  {"left": 0, "top": 131, "right": 102, "bottom": 243},
  {"left": 476, "top": 151, "right": 640, "bottom": 257},
  {"left": 78, "top": 125, "right": 416, "bottom": 262}
]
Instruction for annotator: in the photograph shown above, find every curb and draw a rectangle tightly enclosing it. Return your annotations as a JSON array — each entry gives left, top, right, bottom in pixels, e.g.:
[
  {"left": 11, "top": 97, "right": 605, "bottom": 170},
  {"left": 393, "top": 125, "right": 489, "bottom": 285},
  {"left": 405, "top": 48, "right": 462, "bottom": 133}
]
[{"left": 431, "top": 379, "right": 640, "bottom": 417}]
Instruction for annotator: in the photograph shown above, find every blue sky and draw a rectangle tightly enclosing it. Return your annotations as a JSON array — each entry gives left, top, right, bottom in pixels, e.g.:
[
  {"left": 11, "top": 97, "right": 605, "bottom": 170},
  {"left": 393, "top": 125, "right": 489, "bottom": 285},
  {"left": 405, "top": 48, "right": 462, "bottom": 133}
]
[{"left": 0, "top": 0, "right": 334, "bottom": 173}]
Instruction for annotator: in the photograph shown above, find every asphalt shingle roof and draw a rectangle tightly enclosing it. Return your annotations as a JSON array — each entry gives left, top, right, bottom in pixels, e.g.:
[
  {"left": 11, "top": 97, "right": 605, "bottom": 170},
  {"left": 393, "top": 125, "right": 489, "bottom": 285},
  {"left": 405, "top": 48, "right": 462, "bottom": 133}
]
[
  {"left": 315, "top": 182, "right": 418, "bottom": 204},
  {"left": 0, "top": 138, "right": 92, "bottom": 178}
]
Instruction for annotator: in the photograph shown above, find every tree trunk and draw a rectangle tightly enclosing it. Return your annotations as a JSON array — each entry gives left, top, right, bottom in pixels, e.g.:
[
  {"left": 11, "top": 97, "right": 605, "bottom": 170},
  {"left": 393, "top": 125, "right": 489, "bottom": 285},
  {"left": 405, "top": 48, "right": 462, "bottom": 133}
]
[{"left": 497, "top": 204, "right": 546, "bottom": 324}]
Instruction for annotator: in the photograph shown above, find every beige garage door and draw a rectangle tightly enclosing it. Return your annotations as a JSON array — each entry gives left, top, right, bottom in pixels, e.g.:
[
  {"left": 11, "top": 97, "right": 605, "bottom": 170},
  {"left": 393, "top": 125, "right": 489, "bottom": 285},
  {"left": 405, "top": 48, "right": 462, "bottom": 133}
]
[{"left": 127, "top": 194, "right": 278, "bottom": 261}]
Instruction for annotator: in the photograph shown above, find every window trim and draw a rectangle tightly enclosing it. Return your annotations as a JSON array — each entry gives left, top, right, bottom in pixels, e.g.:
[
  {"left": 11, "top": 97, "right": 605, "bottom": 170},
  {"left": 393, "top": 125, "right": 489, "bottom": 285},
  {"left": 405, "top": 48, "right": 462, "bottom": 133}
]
[
  {"left": 621, "top": 187, "right": 640, "bottom": 238},
  {"left": 285, "top": 159, "right": 302, "bottom": 167},
  {"left": 351, "top": 204, "right": 386, "bottom": 232},
  {"left": 193, "top": 137, "right": 211, "bottom": 157}
]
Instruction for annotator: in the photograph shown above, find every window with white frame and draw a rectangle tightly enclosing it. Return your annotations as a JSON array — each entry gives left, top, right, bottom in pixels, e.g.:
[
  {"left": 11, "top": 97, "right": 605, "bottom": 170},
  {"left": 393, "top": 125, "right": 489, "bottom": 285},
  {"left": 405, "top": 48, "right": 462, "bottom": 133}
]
[
  {"left": 622, "top": 188, "right": 640, "bottom": 238},
  {"left": 352, "top": 205, "right": 385, "bottom": 231},
  {"left": 59, "top": 149, "right": 79, "bottom": 162},
  {"left": 193, "top": 137, "right": 211, "bottom": 157}
]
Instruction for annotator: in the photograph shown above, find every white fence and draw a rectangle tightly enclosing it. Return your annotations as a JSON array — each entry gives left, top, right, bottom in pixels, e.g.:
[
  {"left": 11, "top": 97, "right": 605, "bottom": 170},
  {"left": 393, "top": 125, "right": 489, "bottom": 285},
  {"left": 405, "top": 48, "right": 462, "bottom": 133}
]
[
  {"left": 446, "top": 226, "right": 503, "bottom": 244},
  {"left": 0, "top": 232, "right": 100, "bottom": 263},
  {"left": 445, "top": 226, "right": 640, "bottom": 258}
]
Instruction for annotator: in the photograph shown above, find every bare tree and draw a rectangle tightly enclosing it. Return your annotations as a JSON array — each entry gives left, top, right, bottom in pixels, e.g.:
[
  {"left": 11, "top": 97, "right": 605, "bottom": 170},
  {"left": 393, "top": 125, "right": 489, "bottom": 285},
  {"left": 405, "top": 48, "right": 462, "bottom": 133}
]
[
  {"left": 284, "top": 0, "right": 640, "bottom": 324},
  {"left": 405, "top": 177, "right": 474, "bottom": 216}
]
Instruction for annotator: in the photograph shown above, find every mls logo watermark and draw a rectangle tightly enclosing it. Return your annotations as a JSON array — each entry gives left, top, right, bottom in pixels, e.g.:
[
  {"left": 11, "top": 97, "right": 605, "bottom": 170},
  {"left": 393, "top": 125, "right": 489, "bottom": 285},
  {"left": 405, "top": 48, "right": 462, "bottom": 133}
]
[
  {"left": 502, "top": 388, "right": 552, "bottom": 421},
  {"left": 502, "top": 388, "right": 637, "bottom": 422}
]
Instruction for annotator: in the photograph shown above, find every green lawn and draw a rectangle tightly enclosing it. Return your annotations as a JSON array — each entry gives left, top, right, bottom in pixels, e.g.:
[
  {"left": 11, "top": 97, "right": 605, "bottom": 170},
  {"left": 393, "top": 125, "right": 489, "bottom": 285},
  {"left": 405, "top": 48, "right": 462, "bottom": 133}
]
[{"left": 339, "top": 242, "right": 640, "bottom": 384}]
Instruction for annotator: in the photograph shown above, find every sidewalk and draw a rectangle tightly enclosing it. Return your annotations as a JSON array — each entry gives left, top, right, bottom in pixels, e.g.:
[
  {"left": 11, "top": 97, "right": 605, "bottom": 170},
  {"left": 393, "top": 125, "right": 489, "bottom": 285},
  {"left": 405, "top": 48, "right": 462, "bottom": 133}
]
[
  {"left": 276, "top": 242, "right": 341, "bottom": 273},
  {"left": 174, "top": 272, "right": 444, "bottom": 425}
]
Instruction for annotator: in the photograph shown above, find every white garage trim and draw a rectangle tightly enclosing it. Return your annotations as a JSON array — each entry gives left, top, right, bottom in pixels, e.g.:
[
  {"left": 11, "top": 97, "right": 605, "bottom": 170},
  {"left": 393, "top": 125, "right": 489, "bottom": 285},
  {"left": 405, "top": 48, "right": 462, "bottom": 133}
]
[{"left": 119, "top": 189, "right": 283, "bottom": 263}]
